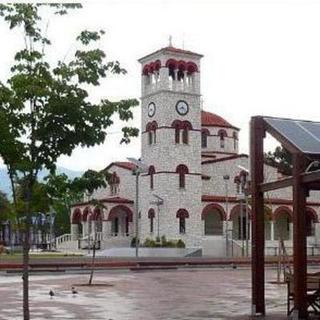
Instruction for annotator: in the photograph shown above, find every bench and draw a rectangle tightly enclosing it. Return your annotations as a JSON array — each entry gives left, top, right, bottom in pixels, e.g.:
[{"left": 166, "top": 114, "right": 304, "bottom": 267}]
[{"left": 286, "top": 272, "right": 320, "bottom": 316}]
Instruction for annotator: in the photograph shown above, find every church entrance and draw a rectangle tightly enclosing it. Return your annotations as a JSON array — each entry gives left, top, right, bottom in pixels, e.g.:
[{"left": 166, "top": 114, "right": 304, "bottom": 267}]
[
  {"left": 202, "top": 204, "right": 225, "bottom": 236},
  {"left": 274, "top": 207, "right": 292, "bottom": 240},
  {"left": 108, "top": 205, "right": 132, "bottom": 237},
  {"left": 230, "top": 204, "right": 250, "bottom": 240}
]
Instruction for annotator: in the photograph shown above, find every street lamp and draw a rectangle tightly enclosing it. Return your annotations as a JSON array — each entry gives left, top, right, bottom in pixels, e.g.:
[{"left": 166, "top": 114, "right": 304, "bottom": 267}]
[
  {"left": 127, "top": 157, "right": 148, "bottom": 258},
  {"left": 150, "top": 194, "right": 164, "bottom": 239},
  {"left": 223, "top": 175, "right": 230, "bottom": 257},
  {"left": 47, "top": 211, "right": 56, "bottom": 251},
  {"left": 237, "top": 165, "right": 250, "bottom": 257}
]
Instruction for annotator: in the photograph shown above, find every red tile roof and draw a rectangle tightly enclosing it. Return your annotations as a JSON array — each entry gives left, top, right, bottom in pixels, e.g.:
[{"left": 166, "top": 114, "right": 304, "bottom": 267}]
[
  {"left": 201, "top": 195, "right": 320, "bottom": 206},
  {"left": 71, "top": 196, "right": 134, "bottom": 207},
  {"left": 105, "top": 161, "right": 137, "bottom": 172},
  {"left": 162, "top": 46, "right": 203, "bottom": 57},
  {"left": 201, "top": 111, "right": 239, "bottom": 130},
  {"left": 202, "top": 154, "right": 248, "bottom": 165},
  {"left": 139, "top": 46, "right": 203, "bottom": 62}
]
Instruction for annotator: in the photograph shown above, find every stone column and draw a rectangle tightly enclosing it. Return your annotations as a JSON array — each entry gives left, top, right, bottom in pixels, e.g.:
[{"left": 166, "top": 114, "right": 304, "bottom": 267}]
[
  {"left": 228, "top": 221, "right": 233, "bottom": 239},
  {"left": 91, "top": 221, "right": 96, "bottom": 237},
  {"left": 119, "top": 216, "right": 125, "bottom": 236},
  {"left": 289, "top": 223, "right": 293, "bottom": 240},
  {"left": 173, "top": 70, "right": 178, "bottom": 90},
  {"left": 71, "top": 224, "right": 79, "bottom": 241},
  {"left": 102, "top": 220, "right": 108, "bottom": 240},
  {"left": 315, "top": 223, "right": 320, "bottom": 243},
  {"left": 159, "top": 67, "right": 169, "bottom": 90},
  {"left": 128, "top": 221, "right": 133, "bottom": 237},
  {"left": 270, "top": 221, "right": 275, "bottom": 241}
]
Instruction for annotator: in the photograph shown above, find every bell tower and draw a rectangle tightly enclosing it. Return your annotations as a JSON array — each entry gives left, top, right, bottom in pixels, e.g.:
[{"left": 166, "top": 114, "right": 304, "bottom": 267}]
[{"left": 138, "top": 45, "right": 203, "bottom": 247}]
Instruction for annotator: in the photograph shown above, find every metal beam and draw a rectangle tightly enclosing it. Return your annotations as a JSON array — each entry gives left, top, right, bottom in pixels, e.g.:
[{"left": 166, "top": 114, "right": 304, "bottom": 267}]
[
  {"left": 251, "top": 116, "right": 265, "bottom": 316},
  {"left": 259, "top": 170, "right": 320, "bottom": 193},
  {"left": 260, "top": 177, "right": 293, "bottom": 192},
  {"left": 292, "top": 154, "right": 308, "bottom": 319},
  {"left": 301, "top": 170, "right": 320, "bottom": 184}
]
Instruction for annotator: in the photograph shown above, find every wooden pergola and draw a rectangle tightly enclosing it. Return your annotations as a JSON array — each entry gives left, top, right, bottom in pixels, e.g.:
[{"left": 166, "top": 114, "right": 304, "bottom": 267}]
[{"left": 251, "top": 116, "right": 320, "bottom": 319}]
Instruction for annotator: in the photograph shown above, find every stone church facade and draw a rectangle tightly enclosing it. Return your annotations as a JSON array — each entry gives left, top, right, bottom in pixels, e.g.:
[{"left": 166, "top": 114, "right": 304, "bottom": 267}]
[{"left": 64, "top": 46, "right": 320, "bottom": 255}]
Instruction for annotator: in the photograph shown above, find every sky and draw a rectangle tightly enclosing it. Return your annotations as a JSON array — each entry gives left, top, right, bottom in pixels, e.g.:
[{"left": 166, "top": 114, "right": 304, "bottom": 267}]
[{"left": 1, "top": 0, "right": 320, "bottom": 171}]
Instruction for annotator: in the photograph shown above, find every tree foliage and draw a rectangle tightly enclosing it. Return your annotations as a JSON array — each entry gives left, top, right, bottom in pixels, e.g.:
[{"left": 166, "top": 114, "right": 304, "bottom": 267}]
[
  {"left": 45, "top": 170, "right": 108, "bottom": 236},
  {"left": 0, "top": 4, "right": 139, "bottom": 319},
  {"left": 0, "top": 191, "right": 10, "bottom": 223},
  {"left": 264, "top": 146, "right": 293, "bottom": 176}
]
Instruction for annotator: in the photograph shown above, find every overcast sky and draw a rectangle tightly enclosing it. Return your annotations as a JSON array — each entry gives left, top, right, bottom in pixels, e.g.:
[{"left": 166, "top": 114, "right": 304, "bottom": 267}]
[{"left": 1, "top": 0, "right": 320, "bottom": 171}]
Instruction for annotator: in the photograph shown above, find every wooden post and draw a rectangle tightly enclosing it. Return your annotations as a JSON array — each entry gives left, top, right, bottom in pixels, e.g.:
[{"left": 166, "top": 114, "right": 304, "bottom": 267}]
[
  {"left": 292, "top": 153, "right": 308, "bottom": 319},
  {"left": 250, "top": 116, "right": 265, "bottom": 315}
]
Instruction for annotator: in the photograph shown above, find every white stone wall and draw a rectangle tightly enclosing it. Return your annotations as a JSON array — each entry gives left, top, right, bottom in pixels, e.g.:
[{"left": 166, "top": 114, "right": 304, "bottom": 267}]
[
  {"left": 202, "top": 156, "right": 250, "bottom": 197},
  {"left": 140, "top": 50, "right": 201, "bottom": 97},
  {"left": 139, "top": 173, "right": 202, "bottom": 247},
  {"left": 202, "top": 125, "right": 239, "bottom": 154},
  {"left": 91, "top": 165, "right": 135, "bottom": 202},
  {"left": 139, "top": 49, "right": 203, "bottom": 247}
]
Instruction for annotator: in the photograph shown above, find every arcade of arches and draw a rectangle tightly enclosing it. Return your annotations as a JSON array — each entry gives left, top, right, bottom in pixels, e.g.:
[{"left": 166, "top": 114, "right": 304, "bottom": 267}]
[
  {"left": 70, "top": 204, "right": 133, "bottom": 241},
  {"left": 201, "top": 203, "right": 318, "bottom": 241}
]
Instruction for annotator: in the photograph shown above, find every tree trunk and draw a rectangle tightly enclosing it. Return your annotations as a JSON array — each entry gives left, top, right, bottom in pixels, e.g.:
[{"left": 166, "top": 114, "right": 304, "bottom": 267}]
[
  {"left": 23, "top": 178, "right": 33, "bottom": 320},
  {"left": 88, "top": 232, "right": 97, "bottom": 285},
  {"left": 22, "top": 226, "right": 30, "bottom": 320}
]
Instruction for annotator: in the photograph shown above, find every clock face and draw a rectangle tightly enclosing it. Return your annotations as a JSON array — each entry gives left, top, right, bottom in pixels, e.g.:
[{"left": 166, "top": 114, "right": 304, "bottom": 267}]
[
  {"left": 148, "top": 102, "right": 156, "bottom": 117},
  {"left": 176, "top": 100, "right": 189, "bottom": 116}
]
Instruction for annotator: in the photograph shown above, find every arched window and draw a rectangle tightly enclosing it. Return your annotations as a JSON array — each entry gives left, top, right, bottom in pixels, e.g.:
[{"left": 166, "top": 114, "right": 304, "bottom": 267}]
[
  {"left": 176, "top": 209, "right": 189, "bottom": 234},
  {"left": 146, "top": 122, "right": 158, "bottom": 145},
  {"left": 177, "top": 60, "right": 186, "bottom": 82},
  {"left": 166, "top": 59, "right": 177, "bottom": 81},
  {"left": 306, "top": 208, "right": 318, "bottom": 237},
  {"left": 182, "top": 121, "right": 192, "bottom": 144},
  {"left": 109, "top": 172, "right": 120, "bottom": 195},
  {"left": 233, "top": 131, "right": 238, "bottom": 150},
  {"left": 148, "top": 166, "right": 155, "bottom": 189},
  {"left": 176, "top": 164, "right": 189, "bottom": 189},
  {"left": 201, "top": 129, "right": 209, "bottom": 148},
  {"left": 234, "top": 176, "right": 241, "bottom": 194},
  {"left": 218, "top": 129, "right": 227, "bottom": 149},
  {"left": 93, "top": 208, "right": 102, "bottom": 233},
  {"left": 151, "top": 121, "right": 158, "bottom": 144},
  {"left": 172, "top": 120, "right": 182, "bottom": 144},
  {"left": 148, "top": 208, "right": 155, "bottom": 233}
]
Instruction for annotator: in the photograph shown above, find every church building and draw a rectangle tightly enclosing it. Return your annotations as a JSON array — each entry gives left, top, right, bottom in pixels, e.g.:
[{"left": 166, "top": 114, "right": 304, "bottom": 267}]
[{"left": 59, "top": 45, "right": 320, "bottom": 256}]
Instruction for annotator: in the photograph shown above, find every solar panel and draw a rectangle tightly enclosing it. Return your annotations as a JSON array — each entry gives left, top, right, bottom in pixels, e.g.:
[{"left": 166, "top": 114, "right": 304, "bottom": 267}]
[{"left": 264, "top": 117, "right": 320, "bottom": 154}]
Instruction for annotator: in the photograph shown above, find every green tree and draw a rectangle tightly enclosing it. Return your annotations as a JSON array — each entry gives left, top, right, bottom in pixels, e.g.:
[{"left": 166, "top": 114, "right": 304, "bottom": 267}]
[
  {"left": 265, "top": 146, "right": 293, "bottom": 175},
  {"left": 0, "top": 4, "right": 138, "bottom": 319},
  {"left": 45, "top": 170, "right": 108, "bottom": 236},
  {"left": 0, "top": 191, "right": 10, "bottom": 224},
  {"left": 45, "top": 170, "right": 108, "bottom": 285}
]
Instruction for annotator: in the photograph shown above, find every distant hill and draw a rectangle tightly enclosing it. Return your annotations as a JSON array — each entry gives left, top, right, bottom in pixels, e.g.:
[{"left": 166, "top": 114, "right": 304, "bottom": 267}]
[{"left": 0, "top": 167, "right": 82, "bottom": 197}]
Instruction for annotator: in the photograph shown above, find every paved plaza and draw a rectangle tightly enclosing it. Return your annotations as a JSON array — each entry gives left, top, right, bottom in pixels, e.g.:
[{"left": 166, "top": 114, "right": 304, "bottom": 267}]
[{"left": 0, "top": 268, "right": 289, "bottom": 320}]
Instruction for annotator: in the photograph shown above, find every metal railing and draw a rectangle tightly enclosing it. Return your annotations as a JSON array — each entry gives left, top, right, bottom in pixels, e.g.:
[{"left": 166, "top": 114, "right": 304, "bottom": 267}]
[{"left": 55, "top": 233, "right": 72, "bottom": 246}]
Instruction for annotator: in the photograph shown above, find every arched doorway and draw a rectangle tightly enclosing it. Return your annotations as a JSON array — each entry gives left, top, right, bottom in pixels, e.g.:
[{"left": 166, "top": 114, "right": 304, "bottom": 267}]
[
  {"left": 108, "top": 205, "right": 133, "bottom": 237},
  {"left": 202, "top": 204, "right": 226, "bottom": 235},
  {"left": 230, "top": 204, "right": 251, "bottom": 240},
  {"left": 93, "top": 207, "right": 103, "bottom": 233},
  {"left": 306, "top": 208, "right": 318, "bottom": 237},
  {"left": 82, "top": 207, "right": 91, "bottom": 236},
  {"left": 71, "top": 208, "right": 82, "bottom": 239},
  {"left": 273, "top": 206, "right": 292, "bottom": 240}
]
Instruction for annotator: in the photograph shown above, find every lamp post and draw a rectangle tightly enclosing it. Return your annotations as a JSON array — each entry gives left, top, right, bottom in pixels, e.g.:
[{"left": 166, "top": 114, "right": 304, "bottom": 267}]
[
  {"left": 127, "top": 157, "right": 148, "bottom": 258},
  {"left": 48, "top": 211, "right": 56, "bottom": 251},
  {"left": 150, "top": 194, "right": 164, "bottom": 239},
  {"left": 237, "top": 165, "right": 250, "bottom": 257},
  {"left": 223, "top": 175, "right": 230, "bottom": 256}
]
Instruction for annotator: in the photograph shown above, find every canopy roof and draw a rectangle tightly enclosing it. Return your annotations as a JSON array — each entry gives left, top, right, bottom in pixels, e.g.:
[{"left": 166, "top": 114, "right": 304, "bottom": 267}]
[{"left": 264, "top": 116, "right": 320, "bottom": 157}]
